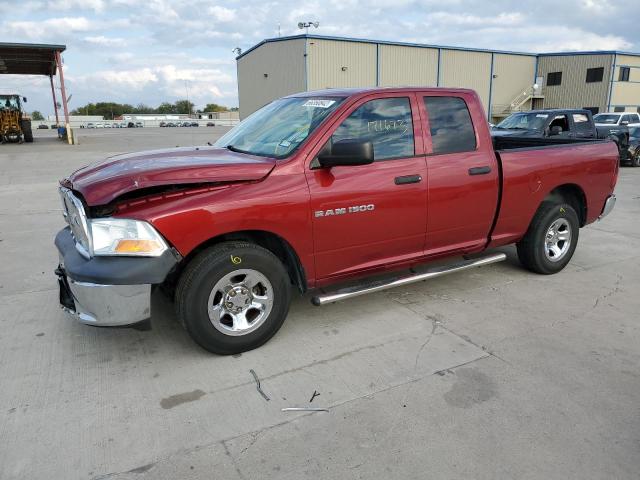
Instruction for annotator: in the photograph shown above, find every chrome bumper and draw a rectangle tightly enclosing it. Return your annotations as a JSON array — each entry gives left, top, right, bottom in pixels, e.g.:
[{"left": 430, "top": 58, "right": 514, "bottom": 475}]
[
  {"left": 599, "top": 194, "right": 616, "bottom": 220},
  {"left": 57, "top": 267, "right": 151, "bottom": 326}
]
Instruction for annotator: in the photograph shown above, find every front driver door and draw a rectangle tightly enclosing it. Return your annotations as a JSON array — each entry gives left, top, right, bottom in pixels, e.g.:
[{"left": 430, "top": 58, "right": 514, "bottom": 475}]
[{"left": 305, "top": 94, "right": 428, "bottom": 280}]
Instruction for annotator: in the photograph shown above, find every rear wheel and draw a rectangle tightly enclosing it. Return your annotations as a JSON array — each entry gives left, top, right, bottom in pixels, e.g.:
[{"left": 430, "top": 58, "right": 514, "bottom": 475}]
[
  {"left": 20, "top": 120, "right": 33, "bottom": 143},
  {"left": 175, "top": 241, "right": 291, "bottom": 354},
  {"left": 631, "top": 148, "right": 640, "bottom": 167},
  {"left": 516, "top": 202, "right": 579, "bottom": 274}
]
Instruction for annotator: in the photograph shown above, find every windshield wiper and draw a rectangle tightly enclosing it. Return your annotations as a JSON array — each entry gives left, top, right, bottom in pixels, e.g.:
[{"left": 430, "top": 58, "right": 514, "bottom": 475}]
[{"left": 226, "top": 144, "right": 250, "bottom": 154}]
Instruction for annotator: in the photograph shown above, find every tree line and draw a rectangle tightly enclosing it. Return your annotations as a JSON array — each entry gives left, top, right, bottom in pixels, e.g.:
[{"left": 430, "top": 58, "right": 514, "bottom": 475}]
[{"left": 69, "top": 100, "right": 237, "bottom": 118}]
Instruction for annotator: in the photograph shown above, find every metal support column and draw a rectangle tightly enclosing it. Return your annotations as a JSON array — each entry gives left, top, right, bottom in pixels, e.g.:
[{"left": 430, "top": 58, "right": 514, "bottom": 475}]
[
  {"left": 49, "top": 75, "right": 59, "bottom": 127},
  {"left": 55, "top": 50, "right": 71, "bottom": 144}
]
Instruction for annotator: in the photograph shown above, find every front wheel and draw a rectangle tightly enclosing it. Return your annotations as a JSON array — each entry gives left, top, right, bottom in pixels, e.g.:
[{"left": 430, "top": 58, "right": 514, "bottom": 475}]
[
  {"left": 516, "top": 202, "right": 579, "bottom": 274},
  {"left": 175, "top": 242, "right": 291, "bottom": 354}
]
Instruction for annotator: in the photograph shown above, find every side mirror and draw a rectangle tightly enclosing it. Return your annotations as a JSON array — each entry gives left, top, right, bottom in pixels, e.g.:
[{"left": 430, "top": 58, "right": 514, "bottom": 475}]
[
  {"left": 22, "top": 97, "right": 27, "bottom": 103},
  {"left": 549, "top": 125, "right": 563, "bottom": 136},
  {"left": 621, "top": 120, "right": 629, "bottom": 125},
  {"left": 317, "top": 140, "right": 374, "bottom": 168}
]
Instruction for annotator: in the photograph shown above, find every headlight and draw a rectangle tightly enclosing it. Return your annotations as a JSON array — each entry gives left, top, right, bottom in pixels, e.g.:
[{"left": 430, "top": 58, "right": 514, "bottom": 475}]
[{"left": 89, "top": 218, "right": 168, "bottom": 257}]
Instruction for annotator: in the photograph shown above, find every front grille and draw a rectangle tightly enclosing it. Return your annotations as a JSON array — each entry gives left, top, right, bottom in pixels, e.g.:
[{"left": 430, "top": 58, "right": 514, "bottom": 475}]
[{"left": 59, "top": 187, "right": 91, "bottom": 257}]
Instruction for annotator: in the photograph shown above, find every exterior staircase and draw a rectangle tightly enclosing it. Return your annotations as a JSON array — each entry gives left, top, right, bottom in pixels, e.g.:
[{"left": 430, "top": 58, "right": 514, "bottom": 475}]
[{"left": 491, "top": 85, "right": 544, "bottom": 118}]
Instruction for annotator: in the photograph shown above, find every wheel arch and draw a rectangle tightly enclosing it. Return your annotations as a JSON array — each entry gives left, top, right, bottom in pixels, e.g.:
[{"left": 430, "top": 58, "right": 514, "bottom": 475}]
[
  {"left": 170, "top": 230, "right": 307, "bottom": 294},
  {"left": 543, "top": 183, "right": 587, "bottom": 227}
]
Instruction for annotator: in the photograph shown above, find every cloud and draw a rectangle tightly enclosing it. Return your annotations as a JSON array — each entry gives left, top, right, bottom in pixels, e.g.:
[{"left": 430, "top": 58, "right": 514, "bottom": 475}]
[
  {"left": 83, "top": 35, "right": 127, "bottom": 47},
  {"left": 2, "top": 0, "right": 639, "bottom": 116}
]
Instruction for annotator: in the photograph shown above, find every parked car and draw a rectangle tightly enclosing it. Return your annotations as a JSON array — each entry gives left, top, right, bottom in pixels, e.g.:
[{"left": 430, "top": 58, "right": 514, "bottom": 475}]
[
  {"left": 206, "top": 122, "right": 215, "bottom": 127},
  {"left": 594, "top": 112, "right": 640, "bottom": 128},
  {"left": 190, "top": 122, "right": 199, "bottom": 127},
  {"left": 127, "top": 122, "right": 135, "bottom": 128},
  {"left": 54, "top": 87, "right": 618, "bottom": 354},
  {"left": 159, "top": 121, "right": 167, "bottom": 127},
  {"left": 51, "top": 124, "right": 58, "bottom": 129},
  {"left": 86, "top": 123, "right": 95, "bottom": 129},
  {"left": 181, "top": 121, "right": 191, "bottom": 127},
  {"left": 493, "top": 109, "right": 629, "bottom": 162},
  {"left": 166, "top": 122, "right": 175, "bottom": 127},
  {"left": 95, "top": 123, "right": 104, "bottom": 128},
  {"left": 135, "top": 122, "right": 144, "bottom": 128},
  {"left": 627, "top": 126, "right": 640, "bottom": 167},
  {"left": 37, "top": 124, "right": 49, "bottom": 129}
]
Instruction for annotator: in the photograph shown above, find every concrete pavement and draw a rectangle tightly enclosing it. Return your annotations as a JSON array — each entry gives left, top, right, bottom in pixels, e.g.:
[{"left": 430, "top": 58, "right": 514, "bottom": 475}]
[{"left": 1, "top": 128, "right": 638, "bottom": 479}]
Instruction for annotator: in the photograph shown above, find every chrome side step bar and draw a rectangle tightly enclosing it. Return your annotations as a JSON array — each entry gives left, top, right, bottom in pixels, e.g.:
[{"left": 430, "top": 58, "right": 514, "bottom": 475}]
[{"left": 311, "top": 252, "right": 507, "bottom": 306}]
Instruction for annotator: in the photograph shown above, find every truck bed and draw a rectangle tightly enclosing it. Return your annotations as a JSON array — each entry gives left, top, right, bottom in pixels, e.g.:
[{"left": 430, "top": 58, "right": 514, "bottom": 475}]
[{"left": 492, "top": 135, "right": 608, "bottom": 151}]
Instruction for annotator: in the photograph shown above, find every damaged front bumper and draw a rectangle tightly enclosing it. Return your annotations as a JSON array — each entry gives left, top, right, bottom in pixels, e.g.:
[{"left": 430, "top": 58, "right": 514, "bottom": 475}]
[{"left": 55, "top": 227, "right": 180, "bottom": 327}]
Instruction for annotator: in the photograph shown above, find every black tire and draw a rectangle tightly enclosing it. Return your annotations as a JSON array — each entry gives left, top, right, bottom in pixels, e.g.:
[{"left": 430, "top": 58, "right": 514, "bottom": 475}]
[
  {"left": 516, "top": 201, "right": 579, "bottom": 275},
  {"left": 175, "top": 241, "right": 291, "bottom": 354},
  {"left": 20, "top": 120, "right": 33, "bottom": 143}
]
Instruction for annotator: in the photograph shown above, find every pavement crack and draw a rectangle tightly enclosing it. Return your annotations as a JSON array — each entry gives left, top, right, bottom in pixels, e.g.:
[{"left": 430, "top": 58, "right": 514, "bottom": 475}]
[{"left": 413, "top": 315, "right": 439, "bottom": 371}]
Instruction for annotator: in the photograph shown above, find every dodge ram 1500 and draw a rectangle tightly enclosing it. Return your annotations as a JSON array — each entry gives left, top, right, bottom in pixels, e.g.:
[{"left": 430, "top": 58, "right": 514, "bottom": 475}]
[{"left": 55, "top": 87, "right": 618, "bottom": 354}]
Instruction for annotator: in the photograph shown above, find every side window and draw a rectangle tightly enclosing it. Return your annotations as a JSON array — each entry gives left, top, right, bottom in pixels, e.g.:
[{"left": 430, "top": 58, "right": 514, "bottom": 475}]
[
  {"left": 549, "top": 115, "right": 569, "bottom": 132},
  {"left": 586, "top": 67, "right": 604, "bottom": 83},
  {"left": 572, "top": 113, "right": 591, "bottom": 133},
  {"left": 619, "top": 67, "right": 630, "bottom": 82},
  {"left": 631, "top": 114, "right": 640, "bottom": 123},
  {"left": 331, "top": 97, "right": 414, "bottom": 161},
  {"left": 621, "top": 115, "right": 632, "bottom": 124},
  {"left": 424, "top": 96, "right": 476, "bottom": 155}
]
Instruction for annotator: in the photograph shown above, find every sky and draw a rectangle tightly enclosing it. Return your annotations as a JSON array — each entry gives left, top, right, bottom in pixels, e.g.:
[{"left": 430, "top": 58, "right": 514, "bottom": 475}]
[{"left": 1, "top": 0, "right": 639, "bottom": 116}]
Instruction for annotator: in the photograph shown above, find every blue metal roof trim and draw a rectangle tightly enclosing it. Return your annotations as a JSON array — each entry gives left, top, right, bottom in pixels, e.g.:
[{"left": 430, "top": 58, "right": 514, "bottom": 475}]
[
  {"left": 236, "top": 34, "right": 538, "bottom": 59},
  {"left": 236, "top": 34, "right": 640, "bottom": 61}
]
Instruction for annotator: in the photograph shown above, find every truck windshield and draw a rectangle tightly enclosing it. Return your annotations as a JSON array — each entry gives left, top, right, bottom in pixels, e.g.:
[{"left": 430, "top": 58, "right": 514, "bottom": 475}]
[
  {"left": 495, "top": 113, "right": 548, "bottom": 131},
  {"left": 629, "top": 127, "right": 640, "bottom": 140},
  {"left": 593, "top": 114, "right": 619, "bottom": 124},
  {"left": 215, "top": 97, "right": 345, "bottom": 158}
]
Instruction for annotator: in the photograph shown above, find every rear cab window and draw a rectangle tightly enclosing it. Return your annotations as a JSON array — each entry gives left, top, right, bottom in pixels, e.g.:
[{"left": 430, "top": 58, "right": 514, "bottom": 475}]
[
  {"left": 423, "top": 96, "right": 477, "bottom": 154},
  {"left": 331, "top": 97, "right": 415, "bottom": 161}
]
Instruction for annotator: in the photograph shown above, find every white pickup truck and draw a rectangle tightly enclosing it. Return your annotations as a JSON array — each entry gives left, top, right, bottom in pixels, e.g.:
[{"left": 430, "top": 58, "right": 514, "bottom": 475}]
[{"left": 594, "top": 112, "right": 640, "bottom": 128}]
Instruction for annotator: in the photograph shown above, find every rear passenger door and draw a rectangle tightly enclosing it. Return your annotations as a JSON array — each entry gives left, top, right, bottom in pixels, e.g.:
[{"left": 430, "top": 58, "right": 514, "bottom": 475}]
[
  {"left": 419, "top": 94, "right": 499, "bottom": 255},
  {"left": 572, "top": 112, "right": 595, "bottom": 138}
]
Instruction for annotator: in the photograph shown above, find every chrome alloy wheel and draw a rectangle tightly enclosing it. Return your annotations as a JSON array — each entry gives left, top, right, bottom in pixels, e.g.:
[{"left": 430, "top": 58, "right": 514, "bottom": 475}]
[
  {"left": 207, "top": 269, "right": 274, "bottom": 336},
  {"left": 544, "top": 218, "right": 572, "bottom": 262}
]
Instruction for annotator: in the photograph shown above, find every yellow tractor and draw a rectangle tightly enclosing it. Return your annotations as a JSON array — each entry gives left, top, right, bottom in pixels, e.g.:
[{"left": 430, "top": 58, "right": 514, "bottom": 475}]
[{"left": 0, "top": 94, "right": 33, "bottom": 144}]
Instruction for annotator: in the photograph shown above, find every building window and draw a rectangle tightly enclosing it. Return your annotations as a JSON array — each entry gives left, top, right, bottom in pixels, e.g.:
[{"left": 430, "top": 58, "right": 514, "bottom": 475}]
[
  {"left": 614, "top": 106, "right": 625, "bottom": 112},
  {"left": 619, "top": 67, "right": 630, "bottom": 82},
  {"left": 547, "top": 71, "right": 562, "bottom": 86},
  {"left": 586, "top": 67, "right": 604, "bottom": 83},
  {"left": 584, "top": 107, "right": 599, "bottom": 115},
  {"left": 423, "top": 96, "right": 477, "bottom": 155}
]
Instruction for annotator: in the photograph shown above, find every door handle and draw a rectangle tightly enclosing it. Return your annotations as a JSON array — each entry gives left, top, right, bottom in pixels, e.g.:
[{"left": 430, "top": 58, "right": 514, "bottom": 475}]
[
  {"left": 394, "top": 174, "right": 422, "bottom": 185},
  {"left": 468, "top": 166, "right": 492, "bottom": 176}
]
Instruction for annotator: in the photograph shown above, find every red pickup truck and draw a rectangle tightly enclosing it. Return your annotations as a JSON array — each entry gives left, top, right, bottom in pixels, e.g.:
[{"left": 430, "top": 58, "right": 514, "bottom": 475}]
[{"left": 55, "top": 87, "right": 618, "bottom": 354}]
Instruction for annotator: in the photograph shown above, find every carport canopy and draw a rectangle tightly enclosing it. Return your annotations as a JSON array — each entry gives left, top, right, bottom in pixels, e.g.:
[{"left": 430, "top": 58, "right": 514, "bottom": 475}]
[
  {"left": 0, "top": 42, "right": 70, "bottom": 136},
  {"left": 0, "top": 42, "right": 65, "bottom": 75}
]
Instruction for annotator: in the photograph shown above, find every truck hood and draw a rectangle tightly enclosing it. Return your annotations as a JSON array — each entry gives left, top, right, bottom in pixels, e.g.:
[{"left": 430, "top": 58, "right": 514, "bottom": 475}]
[{"left": 63, "top": 146, "right": 276, "bottom": 206}]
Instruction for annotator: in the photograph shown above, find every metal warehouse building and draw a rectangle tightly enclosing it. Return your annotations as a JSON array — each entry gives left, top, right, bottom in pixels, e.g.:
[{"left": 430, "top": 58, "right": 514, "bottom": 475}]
[{"left": 236, "top": 35, "right": 640, "bottom": 122}]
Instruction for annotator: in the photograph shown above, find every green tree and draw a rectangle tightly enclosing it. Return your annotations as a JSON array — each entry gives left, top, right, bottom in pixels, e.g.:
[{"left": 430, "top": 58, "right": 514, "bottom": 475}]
[
  {"left": 174, "top": 99, "right": 194, "bottom": 115},
  {"left": 31, "top": 110, "right": 44, "bottom": 120},
  {"left": 156, "top": 102, "right": 176, "bottom": 114},
  {"left": 202, "top": 103, "right": 228, "bottom": 112}
]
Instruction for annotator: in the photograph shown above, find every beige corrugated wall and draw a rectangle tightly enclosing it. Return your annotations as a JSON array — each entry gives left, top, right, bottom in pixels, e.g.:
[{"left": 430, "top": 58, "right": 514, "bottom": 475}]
[
  {"left": 306, "top": 39, "right": 377, "bottom": 90},
  {"left": 439, "top": 49, "right": 491, "bottom": 111},
  {"left": 537, "top": 54, "right": 613, "bottom": 112},
  {"left": 378, "top": 45, "right": 438, "bottom": 87},
  {"left": 491, "top": 54, "right": 537, "bottom": 112},
  {"left": 237, "top": 39, "right": 306, "bottom": 119},
  {"left": 610, "top": 54, "right": 640, "bottom": 110}
]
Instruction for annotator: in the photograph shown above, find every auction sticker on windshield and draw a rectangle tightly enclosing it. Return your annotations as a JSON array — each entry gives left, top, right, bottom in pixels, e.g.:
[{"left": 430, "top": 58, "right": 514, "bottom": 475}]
[{"left": 303, "top": 99, "right": 336, "bottom": 108}]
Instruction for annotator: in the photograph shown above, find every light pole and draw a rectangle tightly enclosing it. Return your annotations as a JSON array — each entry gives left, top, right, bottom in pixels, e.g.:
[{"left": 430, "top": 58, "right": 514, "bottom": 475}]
[
  {"left": 184, "top": 79, "right": 192, "bottom": 118},
  {"left": 298, "top": 21, "right": 319, "bottom": 34}
]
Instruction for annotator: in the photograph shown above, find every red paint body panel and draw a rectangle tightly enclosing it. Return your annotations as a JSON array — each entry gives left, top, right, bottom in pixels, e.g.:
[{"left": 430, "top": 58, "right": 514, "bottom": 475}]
[
  {"left": 63, "top": 87, "right": 619, "bottom": 290},
  {"left": 68, "top": 146, "right": 275, "bottom": 205}
]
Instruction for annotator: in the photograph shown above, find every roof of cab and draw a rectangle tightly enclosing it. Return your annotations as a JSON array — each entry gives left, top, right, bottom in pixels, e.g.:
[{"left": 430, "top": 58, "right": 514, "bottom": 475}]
[{"left": 284, "top": 86, "right": 477, "bottom": 99}]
